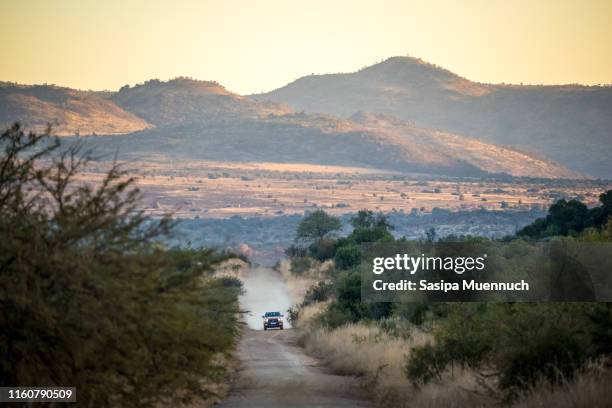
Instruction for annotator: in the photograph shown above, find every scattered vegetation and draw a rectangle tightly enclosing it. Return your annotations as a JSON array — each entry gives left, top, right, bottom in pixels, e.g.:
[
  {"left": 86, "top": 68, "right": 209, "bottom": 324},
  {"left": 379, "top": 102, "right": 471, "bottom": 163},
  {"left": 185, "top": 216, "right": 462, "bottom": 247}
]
[{"left": 286, "top": 196, "right": 612, "bottom": 407}]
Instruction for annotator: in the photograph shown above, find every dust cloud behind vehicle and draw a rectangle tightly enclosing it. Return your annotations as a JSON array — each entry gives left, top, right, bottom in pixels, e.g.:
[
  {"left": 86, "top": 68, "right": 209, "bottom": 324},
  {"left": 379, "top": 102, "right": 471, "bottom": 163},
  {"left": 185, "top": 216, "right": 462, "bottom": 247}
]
[{"left": 239, "top": 267, "right": 293, "bottom": 330}]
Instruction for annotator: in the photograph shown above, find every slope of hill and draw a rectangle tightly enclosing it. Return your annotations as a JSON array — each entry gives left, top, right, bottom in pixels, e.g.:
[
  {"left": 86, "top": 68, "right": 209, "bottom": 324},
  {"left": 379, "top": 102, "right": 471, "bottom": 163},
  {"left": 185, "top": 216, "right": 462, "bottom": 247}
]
[
  {"left": 254, "top": 56, "right": 612, "bottom": 178},
  {"left": 0, "top": 78, "right": 583, "bottom": 179},
  {"left": 0, "top": 82, "right": 150, "bottom": 135},
  {"left": 349, "top": 112, "right": 581, "bottom": 179},
  {"left": 85, "top": 110, "right": 582, "bottom": 179},
  {"left": 112, "top": 77, "right": 293, "bottom": 125}
]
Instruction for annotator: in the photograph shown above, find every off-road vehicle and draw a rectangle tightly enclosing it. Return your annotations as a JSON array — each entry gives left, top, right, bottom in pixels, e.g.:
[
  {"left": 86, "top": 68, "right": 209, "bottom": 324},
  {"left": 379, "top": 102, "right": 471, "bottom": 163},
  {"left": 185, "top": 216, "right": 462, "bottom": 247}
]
[{"left": 262, "top": 311, "right": 284, "bottom": 330}]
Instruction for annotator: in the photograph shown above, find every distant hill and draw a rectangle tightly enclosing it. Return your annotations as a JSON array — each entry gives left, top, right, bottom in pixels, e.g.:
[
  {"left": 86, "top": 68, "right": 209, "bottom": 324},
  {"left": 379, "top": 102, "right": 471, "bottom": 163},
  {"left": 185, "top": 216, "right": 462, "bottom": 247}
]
[
  {"left": 112, "top": 77, "right": 293, "bottom": 125},
  {"left": 85, "top": 111, "right": 582, "bottom": 179},
  {"left": 347, "top": 112, "right": 581, "bottom": 179},
  {"left": 0, "top": 77, "right": 584, "bottom": 179},
  {"left": 254, "top": 56, "right": 612, "bottom": 178},
  {"left": 0, "top": 82, "right": 150, "bottom": 135}
]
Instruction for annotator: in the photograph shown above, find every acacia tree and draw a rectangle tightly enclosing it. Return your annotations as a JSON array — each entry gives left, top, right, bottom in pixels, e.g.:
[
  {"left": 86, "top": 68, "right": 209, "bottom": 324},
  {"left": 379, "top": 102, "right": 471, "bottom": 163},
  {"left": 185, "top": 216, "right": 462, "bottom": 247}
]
[
  {"left": 350, "top": 209, "right": 393, "bottom": 231},
  {"left": 295, "top": 209, "right": 342, "bottom": 244},
  {"left": 0, "top": 124, "right": 241, "bottom": 406}
]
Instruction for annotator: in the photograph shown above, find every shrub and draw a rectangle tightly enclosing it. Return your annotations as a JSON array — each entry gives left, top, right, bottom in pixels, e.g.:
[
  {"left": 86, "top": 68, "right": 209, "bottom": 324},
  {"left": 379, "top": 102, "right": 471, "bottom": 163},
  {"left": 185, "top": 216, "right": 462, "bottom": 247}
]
[
  {"left": 334, "top": 242, "right": 361, "bottom": 269},
  {"left": 309, "top": 237, "right": 337, "bottom": 261},
  {"left": 518, "top": 192, "right": 612, "bottom": 239},
  {"left": 290, "top": 256, "right": 314, "bottom": 274},
  {"left": 404, "top": 304, "right": 604, "bottom": 401},
  {"left": 285, "top": 244, "right": 307, "bottom": 258},
  {"left": 392, "top": 303, "right": 433, "bottom": 326},
  {"left": 350, "top": 227, "right": 394, "bottom": 244},
  {"left": 302, "top": 280, "right": 333, "bottom": 306},
  {"left": 404, "top": 342, "right": 450, "bottom": 386},
  {"left": 0, "top": 124, "right": 241, "bottom": 406}
]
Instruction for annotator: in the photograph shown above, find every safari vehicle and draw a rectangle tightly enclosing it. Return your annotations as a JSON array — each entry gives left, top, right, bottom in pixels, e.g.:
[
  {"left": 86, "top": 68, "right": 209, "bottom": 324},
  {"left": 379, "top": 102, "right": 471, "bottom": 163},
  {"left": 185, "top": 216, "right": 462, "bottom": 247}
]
[{"left": 262, "top": 311, "right": 284, "bottom": 330}]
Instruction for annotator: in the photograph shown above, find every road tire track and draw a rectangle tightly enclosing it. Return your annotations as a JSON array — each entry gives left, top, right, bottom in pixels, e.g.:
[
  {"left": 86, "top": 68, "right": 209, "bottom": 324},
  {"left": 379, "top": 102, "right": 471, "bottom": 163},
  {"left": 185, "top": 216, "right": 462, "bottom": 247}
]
[{"left": 219, "top": 329, "right": 373, "bottom": 408}]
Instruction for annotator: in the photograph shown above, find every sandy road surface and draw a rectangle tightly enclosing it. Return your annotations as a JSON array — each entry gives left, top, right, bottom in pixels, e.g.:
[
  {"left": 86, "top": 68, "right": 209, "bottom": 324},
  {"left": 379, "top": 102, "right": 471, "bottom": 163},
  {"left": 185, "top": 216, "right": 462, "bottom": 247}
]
[{"left": 219, "top": 328, "right": 373, "bottom": 408}]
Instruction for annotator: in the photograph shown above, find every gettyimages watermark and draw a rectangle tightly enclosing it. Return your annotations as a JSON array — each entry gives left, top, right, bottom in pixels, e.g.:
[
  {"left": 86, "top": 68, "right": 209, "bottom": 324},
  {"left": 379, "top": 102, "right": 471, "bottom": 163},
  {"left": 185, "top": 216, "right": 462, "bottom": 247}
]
[{"left": 361, "top": 240, "right": 612, "bottom": 302}]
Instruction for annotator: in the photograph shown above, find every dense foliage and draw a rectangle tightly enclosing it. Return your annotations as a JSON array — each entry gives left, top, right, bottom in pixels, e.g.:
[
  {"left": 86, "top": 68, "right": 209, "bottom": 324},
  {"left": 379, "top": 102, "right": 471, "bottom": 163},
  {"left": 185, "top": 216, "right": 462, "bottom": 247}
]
[
  {"left": 0, "top": 124, "right": 242, "bottom": 406},
  {"left": 405, "top": 302, "right": 612, "bottom": 400},
  {"left": 288, "top": 197, "right": 612, "bottom": 401},
  {"left": 518, "top": 191, "right": 612, "bottom": 238}
]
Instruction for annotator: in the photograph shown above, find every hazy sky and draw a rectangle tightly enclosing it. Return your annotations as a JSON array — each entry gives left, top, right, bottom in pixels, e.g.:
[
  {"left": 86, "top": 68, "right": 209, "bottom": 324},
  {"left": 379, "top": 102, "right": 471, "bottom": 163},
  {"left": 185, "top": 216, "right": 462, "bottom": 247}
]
[{"left": 1, "top": 0, "right": 611, "bottom": 94}]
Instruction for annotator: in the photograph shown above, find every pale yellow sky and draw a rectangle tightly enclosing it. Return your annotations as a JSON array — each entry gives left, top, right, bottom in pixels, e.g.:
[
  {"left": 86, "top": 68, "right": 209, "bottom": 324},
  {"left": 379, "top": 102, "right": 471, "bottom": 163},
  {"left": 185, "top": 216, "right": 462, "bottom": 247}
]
[{"left": 1, "top": 0, "right": 611, "bottom": 94}]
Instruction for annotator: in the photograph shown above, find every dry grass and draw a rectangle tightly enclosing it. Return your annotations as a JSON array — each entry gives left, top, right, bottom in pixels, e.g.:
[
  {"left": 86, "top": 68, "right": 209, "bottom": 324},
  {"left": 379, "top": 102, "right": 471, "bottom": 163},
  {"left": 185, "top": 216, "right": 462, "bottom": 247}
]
[
  {"left": 514, "top": 364, "right": 612, "bottom": 408},
  {"left": 72, "top": 159, "right": 602, "bottom": 219},
  {"left": 297, "top": 318, "right": 612, "bottom": 408},
  {"left": 213, "top": 258, "right": 250, "bottom": 280},
  {"left": 301, "top": 323, "right": 421, "bottom": 381},
  {"left": 295, "top": 301, "right": 330, "bottom": 327},
  {"left": 298, "top": 321, "right": 492, "bottom": 407},
  {"left": 280, "top": 256, "right": 612, "bottom": 408},
  {"left": 276, "top": 259, "right": 333, "bottom": 304}
]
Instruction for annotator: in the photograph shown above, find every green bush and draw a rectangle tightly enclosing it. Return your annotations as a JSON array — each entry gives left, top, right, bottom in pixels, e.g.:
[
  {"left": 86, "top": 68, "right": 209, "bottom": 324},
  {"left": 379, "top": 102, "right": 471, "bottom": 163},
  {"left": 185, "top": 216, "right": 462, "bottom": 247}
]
[
  {"left": 0, "top": 124, "right": 242, "bottom": 406},
  {"left": 315, "top": 269, "right": 393, "bottom": 328},
  {"left": 309, "top": 237, "right": 337, "bottom": 261},
  {"left": 405, "top": 342, "right": 450, "bottom": 386},
  {"left": 518, "top": 192, "right": 612, "bottom": 238},
  {"left": 405, "top": 304, "right": 605, "bottom": 401},
  {"left": 334, "top": 242, "right": 361, "bottom": 269},
  {"left": 303, "top": 280, "right": 333, "bottom": 306},
  {"left": 318, "top": 302, "right": 360, "bottom": 328}
]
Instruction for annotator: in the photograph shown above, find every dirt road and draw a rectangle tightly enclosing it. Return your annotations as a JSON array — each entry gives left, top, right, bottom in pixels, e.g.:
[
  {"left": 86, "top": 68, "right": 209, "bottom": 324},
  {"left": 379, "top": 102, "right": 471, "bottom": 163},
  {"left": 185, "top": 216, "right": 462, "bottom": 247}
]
[{"left": 219, "top": 328, "right": 373, "bottom": 408}]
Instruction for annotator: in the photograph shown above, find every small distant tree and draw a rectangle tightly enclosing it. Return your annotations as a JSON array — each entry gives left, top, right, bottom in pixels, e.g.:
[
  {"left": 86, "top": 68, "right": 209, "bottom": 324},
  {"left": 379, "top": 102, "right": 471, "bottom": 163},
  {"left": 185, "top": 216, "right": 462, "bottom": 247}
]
[
  {"left": 425, "top": 227, "right": 437, "bottom": 242},
  {"left": 345, "top": 210, "right": 394, "bottom": 244},
  {"left": 295, "top": 210, "right": 341, "bottom": 244},
  {"left": 350, "top": 209, "right": 394, "bottom": 231}
]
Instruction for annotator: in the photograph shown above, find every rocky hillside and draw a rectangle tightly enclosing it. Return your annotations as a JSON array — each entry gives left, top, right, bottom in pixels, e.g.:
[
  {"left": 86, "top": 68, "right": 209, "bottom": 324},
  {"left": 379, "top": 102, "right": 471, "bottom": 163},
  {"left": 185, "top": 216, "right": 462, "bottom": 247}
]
[
  {"left": 0, "top": 77, "right": 584, "bottom": 179},
  {"left": 254, "top": 56, "right": 612, "bottom": 178},
  {"left": 349, "top": 112, "right": 581, "bottom": 179},
  {"left": 0, "top": 82, "right": 150, "bottom": 136},
  {"left": 112, "top": 77, "right": 293, "bottom": 125},
  {"left": 85, "top": 110, "right": 582, "bottom": 179}
]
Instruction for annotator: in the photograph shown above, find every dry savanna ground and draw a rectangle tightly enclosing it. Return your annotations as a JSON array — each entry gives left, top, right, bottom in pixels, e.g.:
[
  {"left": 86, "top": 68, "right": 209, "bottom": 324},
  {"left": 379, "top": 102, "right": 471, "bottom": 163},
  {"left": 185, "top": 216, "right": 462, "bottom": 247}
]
[{"left": 74, "top": 159, "right": 609, "bottom": 219}]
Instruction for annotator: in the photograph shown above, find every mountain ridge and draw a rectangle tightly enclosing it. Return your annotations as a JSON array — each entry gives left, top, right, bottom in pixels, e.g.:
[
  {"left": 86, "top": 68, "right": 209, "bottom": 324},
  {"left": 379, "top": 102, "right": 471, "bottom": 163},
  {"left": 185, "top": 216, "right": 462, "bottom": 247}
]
[
  {"left": 0, "top": 75, "right": 589, "bottom": 179},
  {"left": 0, "top": 82, "right": 151, "bottom": 136},
  {"left": 112, "top": 77, "right": 293, "bottom": 126},
  {"left": 254, "top": 56, "right": 612, "bottom": 178}
]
